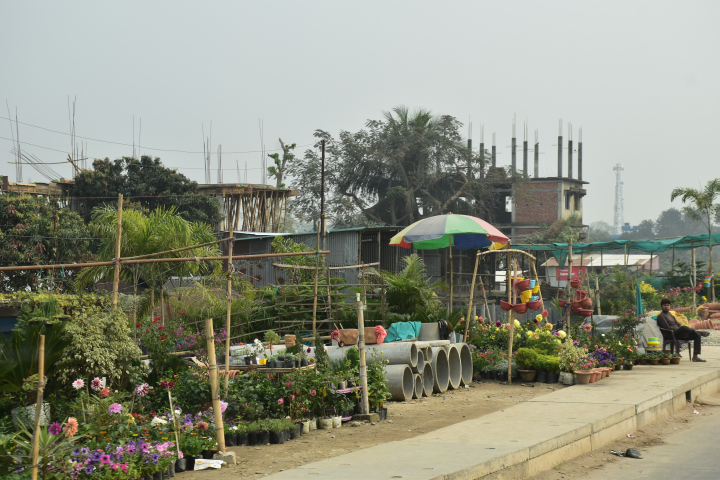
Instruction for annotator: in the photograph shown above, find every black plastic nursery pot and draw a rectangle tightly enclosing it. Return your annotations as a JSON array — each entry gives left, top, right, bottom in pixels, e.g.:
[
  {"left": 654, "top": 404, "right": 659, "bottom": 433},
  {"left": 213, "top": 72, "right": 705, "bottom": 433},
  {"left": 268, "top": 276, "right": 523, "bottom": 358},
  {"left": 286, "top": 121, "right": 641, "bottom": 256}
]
[
  {"left": 201, "top": 450, "right": 214, "bottom": 459},
  {"left": 257, "top": 431, "right": 270, "bottom": 445},
  {"left": 237, "top": 433, "right": 249, "bottom": 445},
  {"left": 174, "top": 458, "right": 186, "bottom": 473},
  {"left": 269, "top": 431, "right": 286, "bottom": 444},
  {"left": 225, "top": 433, "right": 237, "bottom": 446},
  {"left": 545, "top": 372, "right": 558, "bottom": 384},
  {"left": 290, "top": 424, "right": 301, "bottom": 439},
  {"left": 535, "top": 371, "right": 547, "bottom": 383}
]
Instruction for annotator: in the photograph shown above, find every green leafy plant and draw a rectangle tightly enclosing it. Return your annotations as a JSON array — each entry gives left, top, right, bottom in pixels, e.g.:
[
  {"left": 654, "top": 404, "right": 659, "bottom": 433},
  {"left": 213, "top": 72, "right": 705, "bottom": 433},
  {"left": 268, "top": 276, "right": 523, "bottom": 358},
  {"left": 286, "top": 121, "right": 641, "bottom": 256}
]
[
  {"left": 366, "top": 355, "right": 390, "bottom": 411},
  {"left": 514, "top": 348, "right": 537, "bottom": 371}
]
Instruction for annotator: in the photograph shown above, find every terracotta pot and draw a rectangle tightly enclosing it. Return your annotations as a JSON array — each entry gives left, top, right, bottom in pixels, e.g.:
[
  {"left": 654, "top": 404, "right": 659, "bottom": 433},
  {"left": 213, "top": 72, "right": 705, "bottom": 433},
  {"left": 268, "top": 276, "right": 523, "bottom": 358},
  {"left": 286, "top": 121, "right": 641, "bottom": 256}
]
[
  {"left": 527, "top": 299, "right": 543, "bottom": 310},
  {"left": 500, "top": 300, "right": 513, "bottom": 312},
  {"left": 637, "top": 358, "right": 647, "bottom": 365},
  {"left": 689, "top": 319, "right": 702, "bottom": 329},
  {"left": 648, "top": 358, "right": 660, "bottom": 365},
  {"left": 604, "top": 367, "right": 612, "bottom": 377},
  {"left": 579, "top": 297, "right": 593, "bottom": 308},
  {"left": 570, "top": 278, "right": 581, "bottom": 288},
  {"left": 513, "top": 303, "right": 528, "bottom": 314},
  {"left": 514, "top": 279, "right": 531, "bottom": 291},
  {"left": 588, "top": 371, "right": 597, "bottom": 383},
  {"left": 571, "top": 307, "right": 582, "bottom": 315},
  {"left": 660, "top": 358, "right": 671, "bottom": 365},
  {"left": 558, "top": 299, "right": 567, "bottom": 307},
  {"left": 574, "top": 371, "right": 592, "bottom": 385},
  {"left": 709, "top": 313, "right": 720, "bottom": 320},
  {"left": 579, "top": 309, "right": 593, "bottom": 317},
  {"left": 518, "top": 370, "right": 537, "bottom": 382},
  {"left": 670, "top": 357, "right": 681, "bottom": 364},
  {"left": 705, "top": 302, "right": 720, "bottom": 310}
]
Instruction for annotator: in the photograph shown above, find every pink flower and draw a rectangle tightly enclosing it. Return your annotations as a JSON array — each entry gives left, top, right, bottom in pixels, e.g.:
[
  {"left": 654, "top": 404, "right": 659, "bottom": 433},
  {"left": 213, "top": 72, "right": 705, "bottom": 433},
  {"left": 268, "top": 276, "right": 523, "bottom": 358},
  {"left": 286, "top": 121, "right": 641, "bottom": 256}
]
[
  {"left": 285, "top": 381, "right": 291, "bottom": 387},
  {"left": 63, "top": 417, "right": 79, "bottom": 438},
  {"left": 291, "top": 395, "right": 295, "bottom": 400},
  {"left": 197, "top": 421, "right": 209, "bottom": 431},
  {"left": 90, "top": 378, "right": 102, "bottom": 391},
  {"left": 310, "top": 390, "right": 317, "bottom": 396},
  {"left": 72, "top": 379, "right": 84, "bottom": 390},
  {"left": 278, "top": 398, "right": 284, "bottom": 404},
  {"left": 108, "top": 403, "right": 122, "bottom": 414},
  {"left": 120, "top": 464, "right": 128, "bottom": 473}
]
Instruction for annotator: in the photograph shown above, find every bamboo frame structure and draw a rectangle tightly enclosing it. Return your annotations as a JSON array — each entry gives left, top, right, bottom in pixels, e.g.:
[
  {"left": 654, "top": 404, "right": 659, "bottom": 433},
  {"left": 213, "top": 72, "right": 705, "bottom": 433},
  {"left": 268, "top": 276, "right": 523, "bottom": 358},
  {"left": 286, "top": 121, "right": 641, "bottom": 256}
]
[{"left": 204, "top": 319, "right": 226, "bottom": 455}]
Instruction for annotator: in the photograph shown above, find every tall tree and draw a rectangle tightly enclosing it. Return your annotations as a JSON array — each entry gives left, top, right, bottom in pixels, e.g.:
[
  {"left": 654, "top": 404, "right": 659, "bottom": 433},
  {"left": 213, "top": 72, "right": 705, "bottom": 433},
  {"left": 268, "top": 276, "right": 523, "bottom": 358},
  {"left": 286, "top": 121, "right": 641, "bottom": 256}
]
[
  {"left": 267, "top": 139, "right": 296, "bottom": 188},
  {"left": 70, "top": 156, "right": 222, "bottom": 226},
  {"left": 671, "top": 178, "right": 720, "bottom": 301},
  {"left": 0, "top": 196, "right": 91, "bottom": 292}
]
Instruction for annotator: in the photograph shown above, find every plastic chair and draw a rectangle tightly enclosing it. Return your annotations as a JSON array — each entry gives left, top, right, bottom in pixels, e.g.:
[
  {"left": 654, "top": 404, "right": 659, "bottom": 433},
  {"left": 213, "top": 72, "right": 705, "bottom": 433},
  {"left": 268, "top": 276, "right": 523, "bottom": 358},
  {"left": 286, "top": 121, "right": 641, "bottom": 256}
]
[{"left": 659, "top": 327, "right": 693, "bottom": 360}]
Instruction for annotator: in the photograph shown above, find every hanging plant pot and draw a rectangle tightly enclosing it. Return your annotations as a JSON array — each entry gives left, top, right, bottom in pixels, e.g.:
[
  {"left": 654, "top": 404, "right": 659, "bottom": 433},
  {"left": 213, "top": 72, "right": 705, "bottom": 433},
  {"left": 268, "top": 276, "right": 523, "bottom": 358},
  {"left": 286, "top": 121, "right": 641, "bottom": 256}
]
[
  {"left": 500, "top": 300, "right": 513, "bottom": 311},
  {"left": 513, "top": 303, "right": 528, "bottom": 314},
  {"left": 579, "top": 297, "right": 593, "bottom": 308},
  {"left": 558, "top": 299, "right": 567, "bottom": 307},
  {"left": 571, "top": 307, "right": 582, "bottom": 315},
  {"left": 570, "top": 278, "right": 581, "bottom": 288},
  {"left": 579, "top": 309, "right": 593, "bottom": 318},
  {"left": 527, "top": 299, "right": 543, "bottom": 310},
  {"left": 514, "top": 279, "right": 531, "bottom": 291}
]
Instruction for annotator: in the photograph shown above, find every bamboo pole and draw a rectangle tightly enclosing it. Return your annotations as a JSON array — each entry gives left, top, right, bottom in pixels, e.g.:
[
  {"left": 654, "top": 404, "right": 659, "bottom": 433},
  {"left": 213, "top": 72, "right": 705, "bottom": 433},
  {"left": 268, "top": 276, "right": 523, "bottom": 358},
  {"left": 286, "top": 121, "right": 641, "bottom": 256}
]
[
  {"left": 30, "top": 334, "right": 45, "bottom": 480},
  {"left": 565, "top": 238, "right": 574, "bottom": 333},
  {"left": 449, "top": 235, "right": 454, "bottom": 313},
  {"left": 0, "top": 250, "right": 331, "bottom": 272},
  {"left": 121, "top": 237, "right": 228, "bottom": 261},
  {"left": 507, "top": 258, "right": 516, "bottom": 384},
  {"left": 326, "top": 268, "right": 332, "bottom": 322},
  {"left": 692, "top": 248, "right": 697, "bottom": 309},
  {"left": 595, "top": 276, "right": 601, "bottom": 315},
  {"left": 224, "top": 235, "right": 234, "bottom": 396},
  {"left": 112, "top": 193, "right": 123, "bottom": 309},
  {"left": 204, "top": 319, "right": 226, "bottom": 454},
  {"left": 356, "top": 293, "right": 370, "bottom": 414},
  {"left": 167, "top": 391, "right": 182, "bottom": 458},
  {"left": 464, "top": 251, "right": 480, "bottom": 342}
]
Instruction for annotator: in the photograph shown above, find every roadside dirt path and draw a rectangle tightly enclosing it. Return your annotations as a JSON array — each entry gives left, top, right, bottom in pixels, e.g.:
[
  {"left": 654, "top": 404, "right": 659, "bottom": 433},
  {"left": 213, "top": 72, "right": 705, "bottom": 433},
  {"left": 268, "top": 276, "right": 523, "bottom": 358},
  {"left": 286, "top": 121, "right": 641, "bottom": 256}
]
[{"left": 181, "top": 380, "right": 560, "bottom": 480}]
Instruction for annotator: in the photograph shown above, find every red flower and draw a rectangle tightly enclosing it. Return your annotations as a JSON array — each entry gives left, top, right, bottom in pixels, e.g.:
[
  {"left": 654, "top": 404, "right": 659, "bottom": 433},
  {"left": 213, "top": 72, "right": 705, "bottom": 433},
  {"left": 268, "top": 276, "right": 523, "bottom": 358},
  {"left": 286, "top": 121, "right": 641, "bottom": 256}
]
[
  {"left": 99, "top": 388, "right": 110, "bottom": 398},
  {"left": 135, "top": 323, "right": 141, "bottom": 328},
  {"left": 145, "top": 329, "right": 150, "bottom": 333},
  {"left": 541, "top": 310, "right": 549, "bottom": 317},
  {"left": 158, "top": 326, "right": 165, "bottom": 331},
  {"left": 160, "top": 336, "right": 166, "bottom": 340}
]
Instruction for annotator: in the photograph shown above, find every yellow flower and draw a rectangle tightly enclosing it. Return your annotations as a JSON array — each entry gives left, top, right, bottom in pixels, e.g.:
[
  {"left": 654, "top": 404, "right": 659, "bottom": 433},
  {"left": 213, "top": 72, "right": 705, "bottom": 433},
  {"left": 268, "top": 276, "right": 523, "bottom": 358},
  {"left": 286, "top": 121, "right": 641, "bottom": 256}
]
[
  {"left": 544, "top": 323, "right": 553, "bottom": 331},
  {"left": 702, "top": 296, "right": 707, "bottom": 301},
  {"left": 535, "top": 314, "right": 543, "bottom": 322},
  {"left": 558, "top": 330, "right": 567, "bottom": 339},
  {"left": 514, "top": 319, "right": 521, "bottom": 328}
]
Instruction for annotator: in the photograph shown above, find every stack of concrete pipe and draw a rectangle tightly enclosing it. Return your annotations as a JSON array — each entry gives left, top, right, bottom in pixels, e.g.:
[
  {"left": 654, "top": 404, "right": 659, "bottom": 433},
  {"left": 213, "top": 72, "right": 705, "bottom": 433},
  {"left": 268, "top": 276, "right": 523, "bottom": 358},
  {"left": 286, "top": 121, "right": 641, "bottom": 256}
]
[{"left": 324, "top": 338, "right": 472, "bottom": 402}]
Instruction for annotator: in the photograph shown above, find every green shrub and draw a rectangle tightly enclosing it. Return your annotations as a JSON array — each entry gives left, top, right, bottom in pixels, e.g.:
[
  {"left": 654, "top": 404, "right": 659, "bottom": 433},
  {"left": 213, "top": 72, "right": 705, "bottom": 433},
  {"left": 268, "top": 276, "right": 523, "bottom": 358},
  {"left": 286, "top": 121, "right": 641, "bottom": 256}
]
[
  {"left": 515, "top": 348, "right": 537, "bottom": 370},
  {"left": 533, "top": 354, "right": 548, "bottom": 372},
  {"left": 545, "top": 356, "right": 561, "bottom": 373}
]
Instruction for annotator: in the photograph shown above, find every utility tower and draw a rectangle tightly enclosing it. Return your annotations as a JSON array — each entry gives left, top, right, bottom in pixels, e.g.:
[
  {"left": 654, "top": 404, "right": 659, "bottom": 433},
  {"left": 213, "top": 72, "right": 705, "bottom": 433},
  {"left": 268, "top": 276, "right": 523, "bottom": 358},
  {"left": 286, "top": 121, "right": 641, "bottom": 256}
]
[{"left": 613, "top": 163, "right": 624, "bottom": 236}]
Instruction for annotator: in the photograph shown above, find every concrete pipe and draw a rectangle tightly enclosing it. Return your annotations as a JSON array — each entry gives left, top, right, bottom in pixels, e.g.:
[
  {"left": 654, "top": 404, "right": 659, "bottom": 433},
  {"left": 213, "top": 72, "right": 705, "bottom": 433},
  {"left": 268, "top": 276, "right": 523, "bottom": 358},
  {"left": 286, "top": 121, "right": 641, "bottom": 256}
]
[
  {"left": 419, "top": 323, "right": 440, "bottom": 341},
  {"left": 430, "top": 347, "right": 449, "bottom": 394},
  {"left": 413, "top": 373, "right": 422, "bottom": 399},
  {"left": 457, "top": 343, "right": 473, "bottom": 386},
  {"left": 325, "top": 343, "right": 418, "bottom": 369},
  {"left": 421, "top": 362, "right": 433, "bottom": 397},
  {"left": 411, "top": 349, "right": 425, "bottom": 374},
  {"left": 415, "top": 340, "right": 450, "bottom": 348},
  {"left": 386, "top": 364, "right": 414, "bottom": 401},
  {"left": 446, "top": 345, "right": 462, "bottom": 390}
]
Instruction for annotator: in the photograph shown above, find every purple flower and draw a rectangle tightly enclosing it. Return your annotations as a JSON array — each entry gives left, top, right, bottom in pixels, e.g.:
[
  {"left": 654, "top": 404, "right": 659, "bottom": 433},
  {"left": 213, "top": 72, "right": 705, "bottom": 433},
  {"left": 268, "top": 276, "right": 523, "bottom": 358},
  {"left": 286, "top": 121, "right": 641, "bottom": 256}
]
[
  {"left": 48, "top": 422, "right": 62, "bottom": 435},
  {"left": 108, "top": 403, "right": 122, "bottom": 414},
  {"left": 126, "top": 445, "right": 136, "bottom": 454},
  {"left": 79, "top": 447, "right": 89, "bottom": 455},
  {"left": 90, "top": 452, "right": 102, "bottom": 462},
  {"left": 151, "top": 454, "right": 160, "bottom": 464},
  {"left": 85, "top": 466, "right": 95, "bottom": 475}
]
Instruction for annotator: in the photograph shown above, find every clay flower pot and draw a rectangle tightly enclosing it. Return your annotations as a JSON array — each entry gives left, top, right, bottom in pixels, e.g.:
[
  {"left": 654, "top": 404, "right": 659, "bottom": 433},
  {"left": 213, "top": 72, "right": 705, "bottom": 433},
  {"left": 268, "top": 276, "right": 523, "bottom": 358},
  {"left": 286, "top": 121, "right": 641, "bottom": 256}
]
[
  {"left": 527, "top": 299, "right": 543, "bottom": 310},
  {"left": 558, "top": 299, "right": 567, "bottom": 307},
  {"left": 579, "top": 309, "right": 593, "bottom": 318},
  {"left": 579, "top": 297, "right": 593, "bottom": 308},
  {"left": 513, "top": 303, "right": 528, "bottom": 314},
  {"left": 574, "top": 371, "right": 592, "bottom": 385},
  {"left": 670, "top": 357, "right": 681, "bottom": 364},
  {"left": 518, "top": 370, "right": 537, "bottom": 382},
  {"left": 660, "top": 358, "right": 671, "bottom": 365},
  {"left": 570, "top": 278, "right": 582, "bottom": 288},
  {"left": 514, "top": 279, "right": 532, "bottom": 291},
  {"left": 571, "top": 307, "right": 582, "bottom": 315},
  {"left": 648, "top": 358, "right": 660, "bottom": 365},
  {"left": 500, "top": 300, "right": 513, "bottom": 311}
]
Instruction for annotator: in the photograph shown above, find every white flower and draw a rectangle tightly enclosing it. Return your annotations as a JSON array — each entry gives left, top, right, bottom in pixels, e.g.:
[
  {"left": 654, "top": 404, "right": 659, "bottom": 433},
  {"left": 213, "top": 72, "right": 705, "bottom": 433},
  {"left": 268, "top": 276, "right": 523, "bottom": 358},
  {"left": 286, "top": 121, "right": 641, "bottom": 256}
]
[
  {"left": 231, "top": 426, "right": 238, "bottom": 431},
  {"left": 151, "top": 416, "right": 168, "bottom": 426},
  {"left": 72, "top": 379, "right": 85, "bottom": 390}
]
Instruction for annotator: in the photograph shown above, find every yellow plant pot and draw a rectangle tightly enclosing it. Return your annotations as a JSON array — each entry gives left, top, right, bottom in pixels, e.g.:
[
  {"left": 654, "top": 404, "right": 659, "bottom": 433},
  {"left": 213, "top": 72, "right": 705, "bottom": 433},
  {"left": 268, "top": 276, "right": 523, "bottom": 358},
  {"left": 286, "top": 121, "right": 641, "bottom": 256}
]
[
  {"left": 258, "top": 358, "right": 267, "bottom": 365},
  {"left": 520, "top": 291, "right": 532, "bottom": 302},
  {"left": 532, "top": 285, "right": 540, "bottom": 294}
]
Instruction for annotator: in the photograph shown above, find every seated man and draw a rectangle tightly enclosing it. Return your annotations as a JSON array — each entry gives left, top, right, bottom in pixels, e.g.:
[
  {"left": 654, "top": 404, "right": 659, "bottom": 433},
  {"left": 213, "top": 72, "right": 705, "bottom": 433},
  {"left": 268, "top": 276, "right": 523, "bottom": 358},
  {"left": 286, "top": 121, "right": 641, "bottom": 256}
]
[{"left": 656, "top": 298, "right": 707, "bottom": 362}]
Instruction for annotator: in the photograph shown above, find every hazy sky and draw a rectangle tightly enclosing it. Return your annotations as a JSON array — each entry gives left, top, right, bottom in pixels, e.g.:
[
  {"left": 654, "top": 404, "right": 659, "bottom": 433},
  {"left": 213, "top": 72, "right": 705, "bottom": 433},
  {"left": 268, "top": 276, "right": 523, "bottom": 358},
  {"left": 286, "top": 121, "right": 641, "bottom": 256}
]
[{"left": 1, "top": 1, "right": 719, "bottom": 229}]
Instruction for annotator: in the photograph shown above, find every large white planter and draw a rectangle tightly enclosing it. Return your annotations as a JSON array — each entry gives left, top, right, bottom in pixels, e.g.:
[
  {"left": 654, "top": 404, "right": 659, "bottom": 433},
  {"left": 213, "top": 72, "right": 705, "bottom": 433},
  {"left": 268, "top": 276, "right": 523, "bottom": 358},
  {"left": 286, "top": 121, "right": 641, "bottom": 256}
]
[
  {"left": 12, "top": 403, "right": 51, "bottom": 428},
  {"left": 559, "top": 372, "right": 575, "bottom": 385}
]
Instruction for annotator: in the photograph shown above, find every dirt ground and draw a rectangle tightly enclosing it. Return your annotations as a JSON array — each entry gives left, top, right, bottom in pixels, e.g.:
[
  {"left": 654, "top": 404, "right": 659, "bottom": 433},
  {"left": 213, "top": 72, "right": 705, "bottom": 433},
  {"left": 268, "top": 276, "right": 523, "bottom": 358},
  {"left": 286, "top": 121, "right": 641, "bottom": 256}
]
[
  {"left": 181, "top": 379, "right": 559, "bottom": 480},
  {"left": 528, "top": 402, "right": 719, "bottom": 480}
]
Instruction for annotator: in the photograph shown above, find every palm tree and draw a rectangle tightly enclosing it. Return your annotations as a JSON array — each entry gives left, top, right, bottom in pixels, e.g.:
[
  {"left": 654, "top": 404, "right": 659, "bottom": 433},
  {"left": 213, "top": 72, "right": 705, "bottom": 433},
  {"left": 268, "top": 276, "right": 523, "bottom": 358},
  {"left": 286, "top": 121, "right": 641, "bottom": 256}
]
[
  {"left": 671, "top": 178, "right": 720, "bottom": 301},
  {"left": 75, "top": 206, "right": 221, "bottom": 316}
]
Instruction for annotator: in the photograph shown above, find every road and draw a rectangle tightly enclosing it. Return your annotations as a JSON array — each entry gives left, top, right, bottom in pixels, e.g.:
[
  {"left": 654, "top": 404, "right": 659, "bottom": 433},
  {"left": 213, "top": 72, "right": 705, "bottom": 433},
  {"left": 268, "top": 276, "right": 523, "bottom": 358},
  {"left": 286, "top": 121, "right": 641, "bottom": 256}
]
[{"left": 582, "top": 404, "right": 720, "bottom": 480}]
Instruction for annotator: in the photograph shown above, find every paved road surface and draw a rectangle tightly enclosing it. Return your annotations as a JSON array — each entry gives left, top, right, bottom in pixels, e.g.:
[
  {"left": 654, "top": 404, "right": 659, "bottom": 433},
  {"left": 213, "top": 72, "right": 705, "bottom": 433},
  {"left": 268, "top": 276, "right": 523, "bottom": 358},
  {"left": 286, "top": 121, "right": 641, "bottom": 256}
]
[{"left": 583, "top": 405, "right": 720, "bottom": 480}]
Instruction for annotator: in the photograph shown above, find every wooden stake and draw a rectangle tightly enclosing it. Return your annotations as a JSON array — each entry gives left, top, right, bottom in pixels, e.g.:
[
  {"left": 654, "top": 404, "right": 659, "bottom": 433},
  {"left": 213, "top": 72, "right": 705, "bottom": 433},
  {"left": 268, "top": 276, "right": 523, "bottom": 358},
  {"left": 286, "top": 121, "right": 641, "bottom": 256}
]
[
  {"left": 565, "top": 239, "right": 573, "bottom": 333},
  {"left": 224, "top": 235, "right": 234, "bottom": 396},
  {"left": 30, "top": 334, "right": 45, "bottom": 480},
  {"left": 167, "top": 390, "right": 182, "bottom": 457},
  {"left": 204, "top": 319, "right": 226, "bottom": 454},
  {"left": 692, "top": 248, "right": 697, "bottom": 309},
  {"left": 464, "top": 251, "right": 480, "bottom": 342},
  {"left": 595, "top": 276, "right": 601, "bottom": 315},
  {"left": 112, "top": 193, "right": 123, "bottom": 309},
  {"left": 356, "top": 293, "right": 370, "bottom": 414},
  {"left": 311, "top": 251, "right": 320, "bottom": 343},
  {"left": 449, "top": 235, "right": 454, "bottom": 313}
]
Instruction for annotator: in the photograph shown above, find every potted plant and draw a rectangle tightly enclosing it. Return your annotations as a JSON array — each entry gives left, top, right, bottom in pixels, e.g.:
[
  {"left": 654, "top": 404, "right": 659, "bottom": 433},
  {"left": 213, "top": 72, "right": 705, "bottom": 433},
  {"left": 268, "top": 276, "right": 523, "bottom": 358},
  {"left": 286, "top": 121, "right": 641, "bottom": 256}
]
[
  {"left": 515, "top": 348, "right": 537, "bottom": 382},
  {"left": 670, "top": 353, "right": 682, "bottom": 364},
  {"left": 247, "top": 420, "right": 262, "bottom": 446},
  {"left": 181, "top": 435, "right": 204, "bottom": 470},
  {"left": 635, "top": 353, "right": 647, "bottom": 365},
  {"left": 235, "top": 422, "right": 249, "bottom": 446},
  {"left": 269, "top": 419, "right": 286, "bottom": 444},
  {"left": 545, "top": 356, "right": 560, "bottom": 384},
  {"left": 659, "top": 352, "right": 672, "bottom": 365},
  {"left": 264, "top": 330, "right": 281, "bottom": 356},
  {"left": 573, "top": 357, "right": 596, "bottom": 384},
  {"left": 647, "top": 352, "right": 660, "bottom": 365},
  {"left": 558, "top": 341, "right": 583, "bottom": 385},
  {"left": 224, "top": 421, "right": 237, "bottom": 446},
  {"left": 367, "top": 357, "right": 390, "bottom": 420},
  {"left": 533, "top": 354, "right": 548, "bottom": 383}
]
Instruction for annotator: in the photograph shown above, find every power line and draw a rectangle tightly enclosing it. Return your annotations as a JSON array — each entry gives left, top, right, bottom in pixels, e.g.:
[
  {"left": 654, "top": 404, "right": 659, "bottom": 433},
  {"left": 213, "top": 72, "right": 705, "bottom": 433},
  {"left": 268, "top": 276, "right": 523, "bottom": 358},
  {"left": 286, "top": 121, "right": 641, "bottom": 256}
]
[{"left": 0, "top": 115, "right": 313, "bottom": 155}]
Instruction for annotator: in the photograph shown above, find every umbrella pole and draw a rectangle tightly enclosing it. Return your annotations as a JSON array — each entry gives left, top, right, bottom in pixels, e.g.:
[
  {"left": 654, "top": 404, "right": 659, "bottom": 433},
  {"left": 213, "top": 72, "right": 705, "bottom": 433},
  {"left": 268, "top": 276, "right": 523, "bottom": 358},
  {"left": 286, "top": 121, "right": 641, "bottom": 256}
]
[
  {"left": 449, "top": 235, "right": 454, "bottom": 314},
  {"left": 464, "top": 251, "right": 480, "bottom": 342}
]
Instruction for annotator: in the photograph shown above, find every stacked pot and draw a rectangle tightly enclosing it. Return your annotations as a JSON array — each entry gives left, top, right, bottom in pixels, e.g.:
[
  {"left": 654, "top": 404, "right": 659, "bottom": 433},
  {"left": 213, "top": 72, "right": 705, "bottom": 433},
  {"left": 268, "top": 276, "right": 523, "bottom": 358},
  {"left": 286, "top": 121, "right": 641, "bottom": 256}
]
[{"left": 563, "top": 277, "right": 593, "bottom": 318}]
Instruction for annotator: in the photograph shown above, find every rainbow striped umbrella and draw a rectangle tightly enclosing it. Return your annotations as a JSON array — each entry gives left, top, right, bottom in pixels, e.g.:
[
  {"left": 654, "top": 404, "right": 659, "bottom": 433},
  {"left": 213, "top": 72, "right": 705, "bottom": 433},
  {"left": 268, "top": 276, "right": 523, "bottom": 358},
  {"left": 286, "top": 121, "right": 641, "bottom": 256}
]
[{"left": 390, "top": 214, "right": 509, "bottom": 250}]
